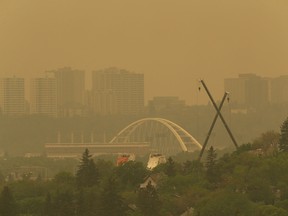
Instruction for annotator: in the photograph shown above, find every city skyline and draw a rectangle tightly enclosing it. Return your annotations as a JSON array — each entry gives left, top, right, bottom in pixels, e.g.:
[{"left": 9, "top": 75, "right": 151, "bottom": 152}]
[
  {"left": 3, "top": 68, "right": 288, "bottom": 106},
  {"left": 1, "top": 0, "right": 288, "bottom": 105},
  {"left": 1, "top": 70, "right": 288, "bottom": 117},
  {"left": 1, "top": 2, "right": 288, "bottom": 213}
]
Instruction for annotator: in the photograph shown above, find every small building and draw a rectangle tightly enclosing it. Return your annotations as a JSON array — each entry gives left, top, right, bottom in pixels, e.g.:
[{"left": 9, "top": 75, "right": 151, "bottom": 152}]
[
  {"left": 140, "top": 173, "right": 166, "bottom": 189},
  {"left": 147, "top": 153, "right": 167, "bottom": 170},
  {"left": 140, "top": 176, "right": 158, "bottom": 189}
]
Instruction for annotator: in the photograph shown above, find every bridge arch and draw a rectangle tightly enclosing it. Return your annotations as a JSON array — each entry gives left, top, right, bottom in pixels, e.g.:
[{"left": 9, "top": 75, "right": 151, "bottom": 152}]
[{"left": 110, "top": 118, "right": 202, "bottom": 155}]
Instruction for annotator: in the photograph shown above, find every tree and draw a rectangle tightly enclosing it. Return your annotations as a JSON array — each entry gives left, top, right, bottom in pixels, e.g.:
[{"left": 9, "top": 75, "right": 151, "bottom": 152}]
[
  {"left": 246, "top": 178, "right": 274, "bottom": 204},
  {"left": 256, "top": 205, "right": 288, "bottom": 216},
  {"left": 18, "top": 197, "right": 45, "bottom": 216},
  {"left": 205, "top": 146, "right": 219, "bottom": 183},
  {"left": 182, "top": 160, "right": 204, "bottom": 176},
  {"left": 195, "top": 190, "right": 255, "bottom": 216},
  {"left": 115, "top": 161, "right": 147, "bottom": 187},
  {"left": 0, "top": 171, "right": 5, "bottom": 184},
  {"left": 76, "top": 149, "right": 100, "bottom": 187},
  {"left": 279, "top": 118, "right": 288, "bottom": 152},
  {"left": 95, "top": 159, "right": 114, "bottom": 178},
  {"left": 100, "top": 176, "right": 128, "bottom": 216},
  {"left": 252, "top": 131, "right": 280, "bottom": 155},
  {"left": 43, "top": 192, "right": 53, "bottom": 216},
  {"left": 137, "top": 181, "right": 161, "bottom": 216},
  {"left": 165, "top": 157, "right": 176, "bottom": 177},
  {"left": 76, "top": 188, "right": 101, "bottom": 216},
  {"left": 54, "top": 171, "right": 75, "bottom": 185},
  {"left": 0, "top": 186, "right": 17, "bottom": 216},
  {"left": 52, "top": 190, "right": 76, "bottom": 216}
]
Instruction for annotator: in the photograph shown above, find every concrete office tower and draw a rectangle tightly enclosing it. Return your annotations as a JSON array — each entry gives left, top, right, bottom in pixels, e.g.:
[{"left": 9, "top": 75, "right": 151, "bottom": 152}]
[
  {"left": 30, "top": 77, "right": 57, "bottom": 117},
  {"left": 270, "top": 76, "right": 288, "bottom": 104},
  {"left": 50, "top": 67, "right": 85, "bottom": 117},
  {"left": 224, "top": 74, "right": 269, "bottom": 108},
  {"left": 92, "top": 67, "right": 144, "bottom": 115},
  {"left": 0, "top": 77, "right": 25, "bottom": 116}
]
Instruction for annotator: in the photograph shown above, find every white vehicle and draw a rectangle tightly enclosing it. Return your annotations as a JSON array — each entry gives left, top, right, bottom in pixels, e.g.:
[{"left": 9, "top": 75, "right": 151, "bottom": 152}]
[{"left": 147, "top": 153, "right": 166, "bottom": 170}]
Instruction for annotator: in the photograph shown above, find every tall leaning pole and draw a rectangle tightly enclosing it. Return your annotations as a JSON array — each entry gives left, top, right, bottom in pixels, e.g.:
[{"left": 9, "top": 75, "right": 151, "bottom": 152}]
[
  {"left": 198, "top": 80, "right": 238, "bottom": 161},
  {"left": 198, "top": 91, "right": 228, "bottom": 161}
]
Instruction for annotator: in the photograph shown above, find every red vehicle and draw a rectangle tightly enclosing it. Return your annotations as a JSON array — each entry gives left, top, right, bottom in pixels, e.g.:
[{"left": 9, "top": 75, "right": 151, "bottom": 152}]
[{"left": 116, "top": 154, "right": 135, "bottom": 166}]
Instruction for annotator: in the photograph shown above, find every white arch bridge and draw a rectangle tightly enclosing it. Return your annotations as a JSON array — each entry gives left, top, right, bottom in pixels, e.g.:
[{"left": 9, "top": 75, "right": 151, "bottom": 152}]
[{"left": 110, "top": 118, "right": 202, "bottom": 156}]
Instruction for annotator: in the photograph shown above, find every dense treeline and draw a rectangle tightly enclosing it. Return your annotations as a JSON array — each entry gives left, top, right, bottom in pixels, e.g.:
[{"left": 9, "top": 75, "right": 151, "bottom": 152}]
[
  {"left": 1, "top": 118, "right": 288, "bottom": 215},
  {"left": 0, "top": 129, "right": 288, "bottom": 215}
]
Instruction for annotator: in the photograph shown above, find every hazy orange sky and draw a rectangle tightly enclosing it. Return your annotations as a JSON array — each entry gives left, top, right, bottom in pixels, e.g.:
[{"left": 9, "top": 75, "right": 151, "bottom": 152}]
[{"left": 1, "top": 0, "right": 288, "bottom": 104}]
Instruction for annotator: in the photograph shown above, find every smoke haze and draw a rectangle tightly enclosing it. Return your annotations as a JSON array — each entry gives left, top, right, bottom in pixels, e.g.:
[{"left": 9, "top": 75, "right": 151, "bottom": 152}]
[{"left": 1, "top": 0, "right": 288, "bottom": 104}]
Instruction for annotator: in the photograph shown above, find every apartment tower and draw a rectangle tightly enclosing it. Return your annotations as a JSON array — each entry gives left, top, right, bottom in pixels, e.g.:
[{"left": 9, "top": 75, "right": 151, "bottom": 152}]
[
  {"left": 0, "top": 77, "right": 25, "bottom": 116},
  {"left": 30, "top": 77, "right": 57, "bottom": 117},
  {"left": 224, "top": 74, "right": 269, "bottom": 108},
  {"left": 92, "top": 68, "right": 144, "bottom": 115},
  {"left": 49, "top": 67, "right": 85, "bottom": 117}
]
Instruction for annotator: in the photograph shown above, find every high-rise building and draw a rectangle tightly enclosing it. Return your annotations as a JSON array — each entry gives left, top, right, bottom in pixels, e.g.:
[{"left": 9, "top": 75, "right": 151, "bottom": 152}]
[
  {"left": 270, "top": 76, "right": 288, "bottom": 104},
  {"left": 0, "top": 77, "right": 25, "bottom": 116},
  {"left": 30, "top": 77, "right": 57, "bottom": 117},
  {"left": 92, "top": 67, "right": 144, "bottom": 115},
  {"left": 224, "top": 74, "right": 269, "bottom": 108},
  {"left": 48, "top": 67, "right": 85, "bottom": 117},
  {"left": 224, "top": 77, "right": 246, "bottom": 105}
]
